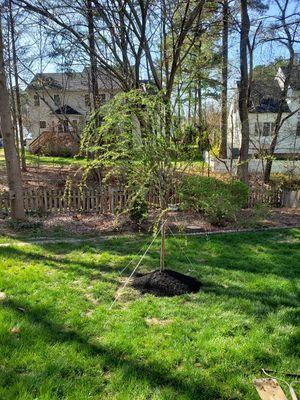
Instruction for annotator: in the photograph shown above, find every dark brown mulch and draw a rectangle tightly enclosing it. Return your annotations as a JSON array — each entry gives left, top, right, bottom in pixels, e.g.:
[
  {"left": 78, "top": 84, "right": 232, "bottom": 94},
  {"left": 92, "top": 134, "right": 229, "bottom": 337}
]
[{"left": 132, "top": 269, "right": 201, "bottom": 297}]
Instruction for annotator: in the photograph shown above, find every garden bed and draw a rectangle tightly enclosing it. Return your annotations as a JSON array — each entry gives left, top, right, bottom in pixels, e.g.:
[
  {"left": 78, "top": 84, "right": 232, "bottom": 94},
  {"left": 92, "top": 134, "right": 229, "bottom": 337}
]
[{"left": 1, "top": 208, "right": 299, "bottom": 238}]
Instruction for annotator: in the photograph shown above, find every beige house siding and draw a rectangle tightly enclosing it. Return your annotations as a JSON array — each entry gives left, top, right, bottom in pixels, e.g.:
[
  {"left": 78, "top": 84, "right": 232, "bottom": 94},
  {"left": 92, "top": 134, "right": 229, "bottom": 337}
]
[
  {"left": 25, "top": 70, "right": 119, "bottom": 142},
  {"left": 228, "top": 85, "right": 300, "bottom": 157}
]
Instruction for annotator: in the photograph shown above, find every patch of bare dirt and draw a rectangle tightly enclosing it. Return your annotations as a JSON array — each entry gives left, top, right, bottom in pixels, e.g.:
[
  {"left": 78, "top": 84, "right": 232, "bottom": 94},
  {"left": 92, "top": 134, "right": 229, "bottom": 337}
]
[
  {"left": 0, "top": 208, "right": 299, "bottom": 238},
  {"left": 266, "top": 208, "right": 300, "bottom": 226},
  {"left": 153, "top": 208, "right": 300, "bottom": 233},
  {"left": 144, "top": 317, "right": 173, "bottom": 326},
  {"left": 0, "top": 164, "right": 81, "bottom": 192},
  {"left": 42, "top": 212, "right": 129, "bottom": 234}
]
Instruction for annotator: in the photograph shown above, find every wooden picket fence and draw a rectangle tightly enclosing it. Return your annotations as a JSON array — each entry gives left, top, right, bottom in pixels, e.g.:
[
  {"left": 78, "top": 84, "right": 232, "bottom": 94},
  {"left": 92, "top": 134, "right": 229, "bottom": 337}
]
[
  {"left": 248, "top": 186, "right": 282, "bottom": 207},
  {"left": 0, "top": 188, "right": 127, "bottom": 214},
  {"left": 0, "top": 187, "right": 170, "bottom": 214},
  {"left": 0, "top": 185, "right": 282, "bottom": 214}
]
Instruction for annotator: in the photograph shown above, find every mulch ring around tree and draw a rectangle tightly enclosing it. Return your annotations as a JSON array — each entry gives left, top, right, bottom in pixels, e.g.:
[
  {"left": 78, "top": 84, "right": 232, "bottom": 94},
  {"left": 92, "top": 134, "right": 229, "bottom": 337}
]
[{"left": 132, "top": 269, "right": 201, "bottom": 297}]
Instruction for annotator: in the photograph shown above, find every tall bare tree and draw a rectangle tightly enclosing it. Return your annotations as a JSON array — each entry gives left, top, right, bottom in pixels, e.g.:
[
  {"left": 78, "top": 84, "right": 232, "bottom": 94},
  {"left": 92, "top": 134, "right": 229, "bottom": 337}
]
[
  {"left": 86, "top": 0, "right": 99, "bottom": 109},
  {"left": 14, "top": 0, "right": 206, "bottom": 99},
  {"left": 237, "top": 0, "right": 250, "bottom": 184},
  {"left": 0, "top": 8, "right": 25, "bottom": 220},
  {"left": 8, "top": 0, "right": 26, "bottom": 171},
  {"left": 220, "top": 0, "right": 229, "bottom": 158}
]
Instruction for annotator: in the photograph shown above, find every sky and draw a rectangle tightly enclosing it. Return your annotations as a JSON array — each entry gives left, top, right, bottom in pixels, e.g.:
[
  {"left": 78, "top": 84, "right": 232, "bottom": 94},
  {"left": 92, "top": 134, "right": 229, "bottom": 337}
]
[{"left": 13, "top": 0, "right": 300, "bottom": 96}]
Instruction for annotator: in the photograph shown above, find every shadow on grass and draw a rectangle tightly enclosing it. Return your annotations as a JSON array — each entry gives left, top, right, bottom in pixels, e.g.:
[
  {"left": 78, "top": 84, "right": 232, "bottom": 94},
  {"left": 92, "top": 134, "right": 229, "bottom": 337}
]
[
  {"left": 5, "top": 230, "right": 299, "bottom": 281},
  {"left": 2, "top": 299, "right": 222, "bottom": 399},
  {"left": 169, "top": 230, "right": 300, "bottom": 280},
  {"left": 1, "top": 231, "right": 299, "bottom": 317},
  {"left": 200, "top": 282, "right": 299, "bottom": 311}
]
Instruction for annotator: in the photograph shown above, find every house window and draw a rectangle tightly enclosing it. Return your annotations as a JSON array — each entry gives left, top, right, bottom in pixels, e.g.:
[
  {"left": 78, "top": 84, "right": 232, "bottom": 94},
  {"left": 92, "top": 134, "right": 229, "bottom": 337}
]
[
  {"left": 53, "top": 94, "right": 61, "bottom": 106},
  {"left": 34, "top": 95, "right": 40, "bottom": 106},
  {"left": 39, "top": 120, "right": 46, "bottom": 129},
  {"left": 72, "top": 120, "right": 78, "bottom": 132},
  {"left": 254, "top": 122, "right": 261, "bottom": 136},
  {"left": 85, "top": 94, "right": 90, "bottom": 107},
  {"left": 270, "top": 122, "right": 276, "bottom": 135},
  {"left": 254, "top": 122, "right": 276, "bottom": 136},
  {"left": 231, "top": 148, "right": 239, "bottom": 159},
  {"left": 63, "top": 120, "right": 68, "bottom": 132},
  {"left": 296, "top": 121, "right": 300, "bottom": 137},
  {"left": 263, "top": 122, "right": 271, "bottom": 136}
]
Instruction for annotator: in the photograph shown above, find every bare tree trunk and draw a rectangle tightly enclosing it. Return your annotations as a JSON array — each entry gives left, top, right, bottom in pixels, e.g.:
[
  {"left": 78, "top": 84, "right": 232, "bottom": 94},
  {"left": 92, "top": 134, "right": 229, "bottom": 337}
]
[
  {"left": 8, "top": 0, "right": 26, "bottom": 171},
  {"left": 87, "top": 0, "right": 99, "bottom": 110},
  {"left": 0, "top": 11, "right": 25, "bottom": 220},
  {"left": 220, "top": 0, "right": 228, "bottom": 158},
  {"left": 197, "top": 81, "right": 202, "bottom": 126},
  {"left": 6, "top": 25, "right": 19, "bottom": 157},
  {"left": 188, "top": 86, "right": 192, "bottom": 122},
  {"left": 8, "top": 72, "right": 19, "bottom": 155},
  {"left": 237, "top": 0, "right": 250, "bottom": 184},
  {"left": 177, "top": 83, "right": 181, "bottom": 121}
]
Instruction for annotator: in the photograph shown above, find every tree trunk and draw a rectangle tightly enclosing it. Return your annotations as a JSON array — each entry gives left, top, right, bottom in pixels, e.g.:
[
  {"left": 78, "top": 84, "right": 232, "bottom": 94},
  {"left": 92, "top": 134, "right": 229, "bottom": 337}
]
[
  {"left": 87, "top": 0, "right": 99, "bottom": 110},
  {"left": 220, "top": 0, "right": 228, "bottom": 158},
  {"left": 237, "top": 0, "right": 250, "bottom": 185},
  {"left": 6, "top": 25, "right": 19, "bottom": 157},
  {"left": 9, "top": 0, "right": 26, "bottom": 171},
  {"left": 0, "top": 12, "right": 25, "bottom": 220},
  {"left": 197, "top": 81, "right": 202, "bottom": 126}
]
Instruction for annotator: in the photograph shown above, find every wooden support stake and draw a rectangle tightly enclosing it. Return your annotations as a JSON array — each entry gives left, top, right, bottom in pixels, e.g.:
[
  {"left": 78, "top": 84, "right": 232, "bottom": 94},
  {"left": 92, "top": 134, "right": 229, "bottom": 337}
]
[{"left": 160, "top": 220, "right": 166, "bottom": 272}]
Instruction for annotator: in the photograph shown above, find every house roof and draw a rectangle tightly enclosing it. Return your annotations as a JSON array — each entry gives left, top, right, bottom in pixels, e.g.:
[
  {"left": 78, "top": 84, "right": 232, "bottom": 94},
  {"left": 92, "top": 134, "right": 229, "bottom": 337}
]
[
  {"left": 27, "top": 68, "right": 120, "bottom": 92},
  {"left": 54, "top": 105, "right": 82, "bottom": 115},
  {"left": 247, "top": 79, "right": 291, "bottom": 113},
  {"left": 280, "top": 65, "right": 300, "bottom": 90}
]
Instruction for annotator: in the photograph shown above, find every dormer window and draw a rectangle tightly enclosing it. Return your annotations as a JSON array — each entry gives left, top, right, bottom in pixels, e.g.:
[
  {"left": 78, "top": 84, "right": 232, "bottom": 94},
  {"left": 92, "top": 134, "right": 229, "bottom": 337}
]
[
  {"left": 34, "top": 94, "right": 40, "bottom": 106},
  {"left": 54, "top": 94, "right": 61, "bottom": 106}
]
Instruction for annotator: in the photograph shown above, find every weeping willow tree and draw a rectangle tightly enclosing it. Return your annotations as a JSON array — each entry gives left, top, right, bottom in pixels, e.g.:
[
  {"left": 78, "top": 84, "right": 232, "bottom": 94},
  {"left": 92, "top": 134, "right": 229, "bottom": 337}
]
[{"left": 80, "top": 89, "right": 189, "bottom": 269}]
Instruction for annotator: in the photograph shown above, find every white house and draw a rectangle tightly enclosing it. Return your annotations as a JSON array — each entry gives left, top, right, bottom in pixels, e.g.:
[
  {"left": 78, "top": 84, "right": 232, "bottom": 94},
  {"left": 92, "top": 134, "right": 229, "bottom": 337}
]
[
  {"left": 24, "top": 67, "right": 120, "bottom": 153},
  {"left": 228, "top": 65, "right": 300, "bottom": 160}
]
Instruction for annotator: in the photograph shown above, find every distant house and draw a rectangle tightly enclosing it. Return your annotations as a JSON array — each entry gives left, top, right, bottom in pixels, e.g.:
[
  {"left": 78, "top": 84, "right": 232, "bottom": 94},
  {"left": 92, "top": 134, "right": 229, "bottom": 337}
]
[
  {"left": 228, "top": 65, "right": 300, "bottom": 160},
  {"left": 24, "top": 67, "right": 120, "bottom": 155}
]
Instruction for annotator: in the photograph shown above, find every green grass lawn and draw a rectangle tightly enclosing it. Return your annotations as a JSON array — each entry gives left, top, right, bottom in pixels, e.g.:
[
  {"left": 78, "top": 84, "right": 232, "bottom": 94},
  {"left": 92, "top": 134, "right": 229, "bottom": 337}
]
[
  {"left": 0, "top": 229, "right": 299, "bottom": 399},
  {"left": 0, "top": 149, "right": 205, "bottom": 172},
  {"left": 0, "top": 148, "right": 86, "bottom": 168}
]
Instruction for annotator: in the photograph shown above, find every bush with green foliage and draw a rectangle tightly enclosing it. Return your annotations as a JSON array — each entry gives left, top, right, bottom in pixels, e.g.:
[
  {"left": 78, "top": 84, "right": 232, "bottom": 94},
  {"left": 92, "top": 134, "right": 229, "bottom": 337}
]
[
  {"left": 271, "top": 173, "right": 300, "bottom": 191},
  {"left": 7, "top": 219, "right": 42, "bottom": 231},
  {"left": 178, "top": 176, "right": 249, "bottom": 225},
  {"left": 129, "top": 195, "right": 148, "bottom": 227},
  {"left": 81, "top": 89, "right": 186, "bottom": 213}
]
